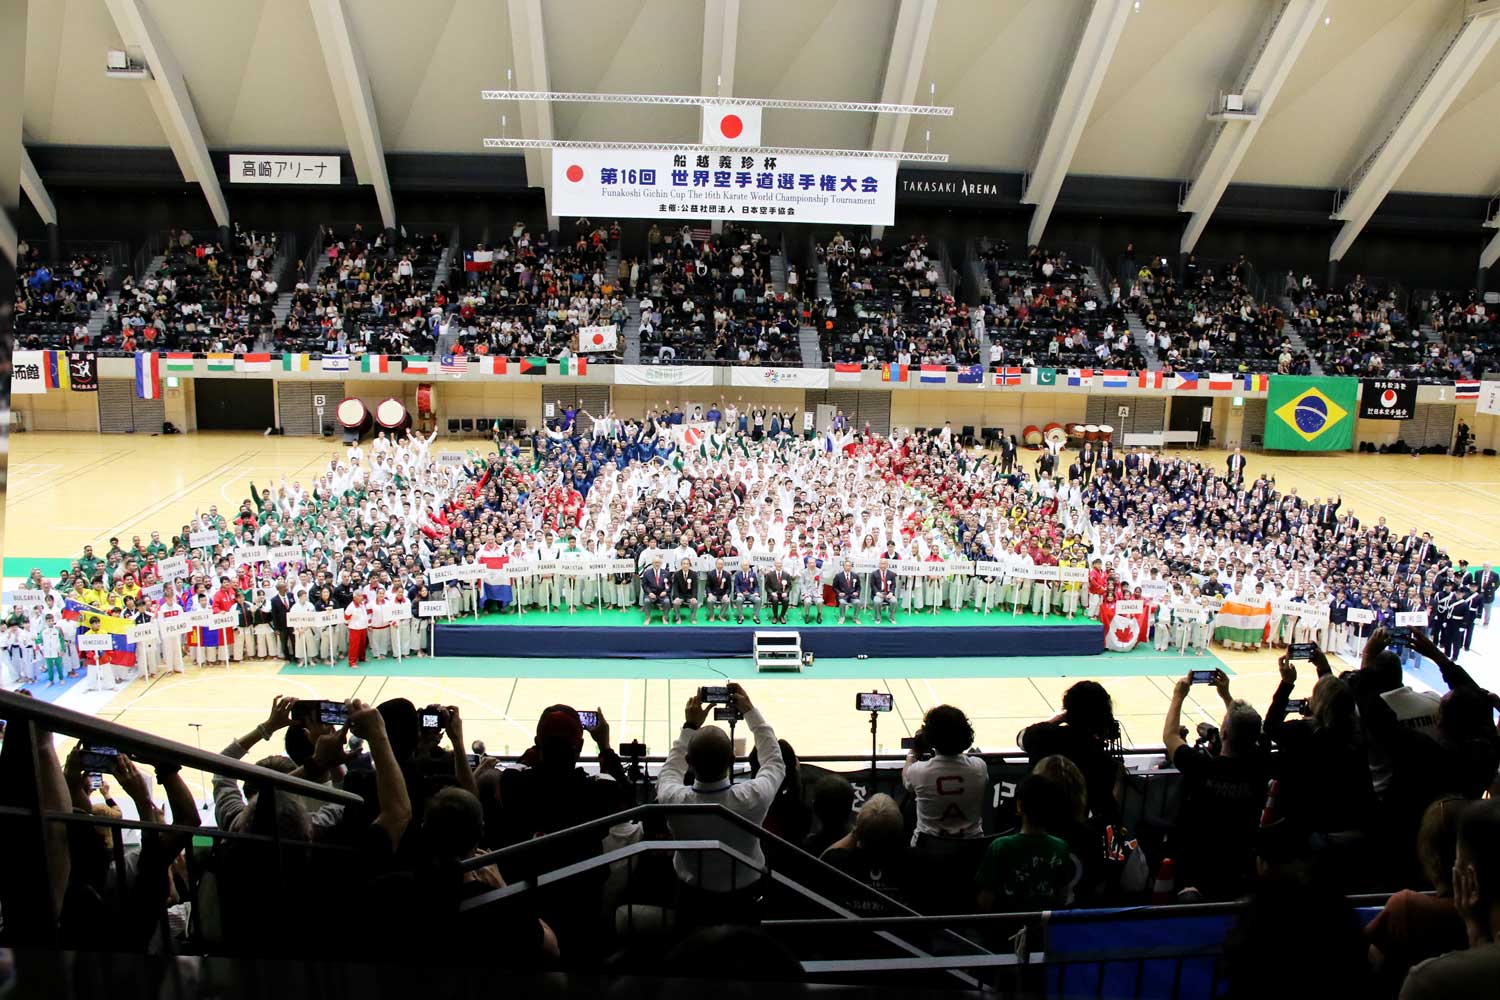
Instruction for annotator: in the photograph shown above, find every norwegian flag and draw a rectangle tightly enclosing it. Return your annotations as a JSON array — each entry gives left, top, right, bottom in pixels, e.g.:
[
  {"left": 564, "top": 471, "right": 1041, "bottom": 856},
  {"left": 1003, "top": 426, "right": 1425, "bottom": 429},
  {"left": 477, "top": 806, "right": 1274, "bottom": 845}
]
[
  {"left": 993, "top": 366, "right": 1024, "bottom": 386},
  {"left": 701, "top": 104, "right": 762, "bottom": 147},
  {"left": 440, "top": 354, "right": 467, "bottom": 377}
]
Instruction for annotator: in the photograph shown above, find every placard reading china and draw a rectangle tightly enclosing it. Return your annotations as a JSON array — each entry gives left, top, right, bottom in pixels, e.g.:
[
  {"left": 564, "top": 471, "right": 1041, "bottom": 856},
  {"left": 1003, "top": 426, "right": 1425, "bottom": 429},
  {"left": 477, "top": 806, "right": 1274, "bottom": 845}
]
[{"left": 551, "top": 149, "right": 897, "bottom": 226}]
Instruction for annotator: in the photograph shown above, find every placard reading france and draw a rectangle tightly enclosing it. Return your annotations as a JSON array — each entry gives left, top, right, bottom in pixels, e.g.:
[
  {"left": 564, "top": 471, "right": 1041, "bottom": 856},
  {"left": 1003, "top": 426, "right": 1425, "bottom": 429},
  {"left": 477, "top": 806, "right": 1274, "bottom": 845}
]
[{"left": 550, "top": 149, "right": 898, "bottom": 226}]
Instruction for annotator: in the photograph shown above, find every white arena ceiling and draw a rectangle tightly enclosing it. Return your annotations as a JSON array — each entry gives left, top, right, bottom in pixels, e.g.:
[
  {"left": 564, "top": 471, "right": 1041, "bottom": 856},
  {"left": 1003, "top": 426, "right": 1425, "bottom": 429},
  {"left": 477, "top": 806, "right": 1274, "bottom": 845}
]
[{"left": 19, "top": 0, "right": 1500, "bottom": 198}]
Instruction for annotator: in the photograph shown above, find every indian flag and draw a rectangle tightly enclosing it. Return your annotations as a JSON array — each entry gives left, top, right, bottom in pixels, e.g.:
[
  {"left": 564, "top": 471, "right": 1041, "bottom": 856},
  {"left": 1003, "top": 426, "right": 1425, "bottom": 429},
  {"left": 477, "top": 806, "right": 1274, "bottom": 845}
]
[
  {"left": 164, "top": 352, "right": 196, "bottom": 372},
  {"left": 553, "top": 356, "right": 588, "bottom": 376},
  {"left": 204, "top": 353, "right": 235, "bottom": 372},
  {"left": 1212, "top": 597, "right": 1271, "bottom": 649},
  {"left": 282, "top": 353, "right": 309, "bottom": 372},
  {"left": 361, "top": 354, "right": 390, "bottom": 374}
]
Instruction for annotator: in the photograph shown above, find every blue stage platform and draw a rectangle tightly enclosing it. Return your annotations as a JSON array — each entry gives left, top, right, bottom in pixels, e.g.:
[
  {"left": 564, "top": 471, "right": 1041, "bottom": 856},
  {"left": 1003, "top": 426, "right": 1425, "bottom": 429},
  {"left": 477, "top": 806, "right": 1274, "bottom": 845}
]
[{"left": 433, "top": 622, "right": 1103, "bottom": 660}]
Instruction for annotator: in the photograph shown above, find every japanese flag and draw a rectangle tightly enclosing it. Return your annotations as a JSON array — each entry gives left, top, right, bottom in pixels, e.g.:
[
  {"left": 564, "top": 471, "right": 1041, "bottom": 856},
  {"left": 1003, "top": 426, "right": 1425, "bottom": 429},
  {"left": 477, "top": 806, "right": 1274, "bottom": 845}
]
[{"left": 701, "top": 104, "right": 762, "bottom": 147}]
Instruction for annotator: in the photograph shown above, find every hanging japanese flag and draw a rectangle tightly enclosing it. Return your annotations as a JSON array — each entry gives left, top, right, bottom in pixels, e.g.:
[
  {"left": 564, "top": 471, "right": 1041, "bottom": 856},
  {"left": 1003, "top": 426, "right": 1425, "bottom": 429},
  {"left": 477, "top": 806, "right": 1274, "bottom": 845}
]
[{"left": 701, "top": 104, "right": 762, "bottom": 147}]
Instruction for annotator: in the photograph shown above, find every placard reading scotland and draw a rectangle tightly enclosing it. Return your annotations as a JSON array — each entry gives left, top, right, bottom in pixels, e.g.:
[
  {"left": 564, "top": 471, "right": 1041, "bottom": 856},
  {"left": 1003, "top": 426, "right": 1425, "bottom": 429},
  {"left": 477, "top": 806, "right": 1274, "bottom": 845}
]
[
  {"left": 729, "top": 366, "right": 831, "bottom": 389},
  {"left": 613, "top": 364, "right": 716, "bottom": 387},
  {"left": 551, "top": 149, "right": 898, "bottom": 226}
]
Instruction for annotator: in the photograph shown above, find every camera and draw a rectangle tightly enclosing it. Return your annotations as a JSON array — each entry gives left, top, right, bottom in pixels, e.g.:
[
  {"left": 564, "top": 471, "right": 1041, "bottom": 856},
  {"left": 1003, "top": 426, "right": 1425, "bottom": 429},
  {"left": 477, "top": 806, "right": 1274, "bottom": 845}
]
[
  {"left": 292, "top": 700, "right": 349, "bottom": 726},
  {"left": 87, "top": 773, "right": 104, "bottom": 790},
  {"left": 1287, "top": 642, "right": 1316, "bottom": 661},
  {"left": 900, "top": 736, "right": 922, "bottom": 751},
  {"left": 78, "top": 744, "right": 120, "bottom": 774},
  {"left": 576, "top": 710, "right": 600, "bottom": 732},
  {"left": 420, "top": 705, "right": 451, "bottom": 730},
  {"left": 713, "top": 706, "right": 742, "bottom": 722},
  {"left": 1285, "top": 699, "right": 1311, "bottom": 716},
  {"left": 856, "top": 691, "right": 893, "bottom": 713},
  {"left": 700, "top": 685, "right": 733, "bottom": 705},
  {"left": 1194, "top": 722, "right": 1221, "bottom": 755},
  {"left": 620, "top": 740, "right": 648, "bottom": 758},
  {"left": 1189, "top": 669, "right": 1218, "bottom": 685}
]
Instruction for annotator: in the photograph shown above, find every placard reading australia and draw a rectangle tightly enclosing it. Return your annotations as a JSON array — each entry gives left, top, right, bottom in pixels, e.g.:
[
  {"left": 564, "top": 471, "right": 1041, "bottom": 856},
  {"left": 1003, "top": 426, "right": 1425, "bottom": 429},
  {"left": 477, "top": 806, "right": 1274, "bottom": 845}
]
[{"left": 550, "top": 149, "right": 898, "bottom": 226}]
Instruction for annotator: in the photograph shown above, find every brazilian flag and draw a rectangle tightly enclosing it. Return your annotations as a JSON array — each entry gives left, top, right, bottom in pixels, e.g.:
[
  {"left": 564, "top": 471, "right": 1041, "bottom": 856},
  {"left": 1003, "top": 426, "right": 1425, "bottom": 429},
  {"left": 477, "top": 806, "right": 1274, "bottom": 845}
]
[{"left": 1264, "top": 375, "right": 1358, "bottom": 451}]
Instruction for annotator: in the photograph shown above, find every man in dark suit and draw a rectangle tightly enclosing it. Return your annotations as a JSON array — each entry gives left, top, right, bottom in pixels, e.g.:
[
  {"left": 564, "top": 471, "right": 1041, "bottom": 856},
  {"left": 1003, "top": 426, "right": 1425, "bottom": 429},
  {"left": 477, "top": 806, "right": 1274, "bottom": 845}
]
[
  {"left": 870, "top": 557, "right": 899, "bottom": 624},
  {"left": 1079, "top": 443, "right": 1096, "bottom": 484},
  {"left": 268, "top": 579, "right": 295, "bottom": 659},
  {"left": 1477, "top": 562, "right": 1499, "bottom": 626},
  {"left": 670, "top": 557, "right": 699, "bottom": 624},
  {"left": 765, "top": 558, "right": 791, "bottom": 624},
  {"left": 1067, "top": 459, "right": 1084, "bottom": 484},
  {"left": 832, "top": 558, "right": 863, "bottom": 624},
  {"left": 705, "top": 557, "right": 732, "bottom": 622},
  {"left": 733, "top": 558, "right": 762, "bottom": 624},
  {"left": 1226, "top": 447, "right": 1246, "bottom": 486},
  {"left": 641, "top": 555, "right": 671, "bottom": 625}
]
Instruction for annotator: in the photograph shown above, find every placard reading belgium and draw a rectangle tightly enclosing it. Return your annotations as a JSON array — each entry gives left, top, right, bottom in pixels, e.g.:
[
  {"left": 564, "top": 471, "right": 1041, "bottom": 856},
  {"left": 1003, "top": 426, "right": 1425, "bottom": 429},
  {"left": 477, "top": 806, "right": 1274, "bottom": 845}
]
[{"left": 551, "top": 149, "right": 898, "bottom": 226}]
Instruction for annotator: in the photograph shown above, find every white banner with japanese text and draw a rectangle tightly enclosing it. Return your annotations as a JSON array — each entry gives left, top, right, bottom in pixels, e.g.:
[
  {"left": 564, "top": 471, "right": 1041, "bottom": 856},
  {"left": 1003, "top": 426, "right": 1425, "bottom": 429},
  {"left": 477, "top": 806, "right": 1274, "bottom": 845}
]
[
  {"left": 230, "top": 154, "right": 341, "bottom": 185},
  {"left": 550, "top": 148, "right": 897, "bottom": 226}
]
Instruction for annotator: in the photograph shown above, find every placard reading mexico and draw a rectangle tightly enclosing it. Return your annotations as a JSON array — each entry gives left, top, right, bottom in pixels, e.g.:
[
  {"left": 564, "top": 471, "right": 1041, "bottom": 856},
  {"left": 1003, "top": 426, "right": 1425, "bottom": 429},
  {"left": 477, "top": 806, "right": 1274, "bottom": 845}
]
[{"left": 551, "top": 149, "right": 897, "bottom": 226}]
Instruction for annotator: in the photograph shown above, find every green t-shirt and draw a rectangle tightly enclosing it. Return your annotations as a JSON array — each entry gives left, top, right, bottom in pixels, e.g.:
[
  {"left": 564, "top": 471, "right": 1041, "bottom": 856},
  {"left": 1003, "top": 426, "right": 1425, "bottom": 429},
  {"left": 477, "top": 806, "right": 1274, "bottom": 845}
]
[{"left": 975, "top": 832, "right": 1073, "bottom": 912}]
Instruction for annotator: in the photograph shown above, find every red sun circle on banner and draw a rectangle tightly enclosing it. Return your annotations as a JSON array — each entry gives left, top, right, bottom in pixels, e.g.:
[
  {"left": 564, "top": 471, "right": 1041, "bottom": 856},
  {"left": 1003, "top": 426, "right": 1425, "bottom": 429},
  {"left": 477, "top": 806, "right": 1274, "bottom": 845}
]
[
  {"left": 565, "top": 164, "right": 584, "bottom": 182},
  {"left": 591, "top": 332, "right": 605, "bottom": 345},
  {"left": 719, "top": 114, "right": 743, "bottom": 139},
  {"left": 1381, "top": 389, "right": 1397, "bottom": 407}
]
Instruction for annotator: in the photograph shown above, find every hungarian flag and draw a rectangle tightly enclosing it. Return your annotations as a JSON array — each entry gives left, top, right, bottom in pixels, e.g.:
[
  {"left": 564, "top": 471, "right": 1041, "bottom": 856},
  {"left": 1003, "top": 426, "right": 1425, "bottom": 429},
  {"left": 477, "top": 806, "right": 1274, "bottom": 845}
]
[
  {"left": 1100, "top": 369, "right": 1130, "bottom": 389},
  {"left": 361, "top": 354, "right": 390, "bottom": 374},
  {"left": 1207, "top": 372, "right": 1235, "bottom": 391},
  {"left": 205, "top": 353, "right": 235, "bottom": 372},
  {"left": 464, "top": 249, "right": 494, "bottom": 272},
  {"left": 1138, "top": 370, "right": 1164, "bottom": 389},
  {"left": 236, "top": 353, "right": 273, "bottom": 373},
  {"left": 1454, "top": 380, "right": 1480, "bottom": 400},
  {"left": 881, "top": 362, "right": 907, "bottom": 383},
  {"left": 833, "top": 362, "right": 862, "bottom": 382},
  {"left": 994, "top": 367, "right": 1024, "bottom": 386},
  {"left": 282, "top": 352, "right": 309, "bottom": 372},
  {"left": 164, "top": 352, "right": 196, "bottom": 372},
  {"left": 135, "top": 352, "right": 162, "bottom": 399},
  {"left": 520, "top": 357, "right": 548, "bottom": 376},
  {"left": 402, "top": 356, "right": 432, "bottom": 375},
  {"left": 554, "top": 357, "right": 588, "bottom": 376},
  {"left": 1174, "top": 372, "right": 1200, "bottom": 391}
]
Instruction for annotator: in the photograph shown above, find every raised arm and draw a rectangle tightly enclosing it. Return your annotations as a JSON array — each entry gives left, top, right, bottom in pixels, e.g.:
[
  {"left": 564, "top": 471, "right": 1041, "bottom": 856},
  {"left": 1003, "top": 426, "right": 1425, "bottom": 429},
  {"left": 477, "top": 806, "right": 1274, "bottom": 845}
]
[
  {"left": 1163, "top": 675, "right": 1190, "bottom": 756},
  {"left": 348, "top": 698, "right": 412, "bottom": 849}
]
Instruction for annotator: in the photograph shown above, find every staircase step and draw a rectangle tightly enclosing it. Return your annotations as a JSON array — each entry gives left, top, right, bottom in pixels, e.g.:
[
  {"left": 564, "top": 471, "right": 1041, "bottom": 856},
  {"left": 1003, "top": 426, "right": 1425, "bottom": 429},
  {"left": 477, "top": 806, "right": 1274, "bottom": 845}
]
[{"left": 798, "top": 325, "right": 821, "bottom": 366}]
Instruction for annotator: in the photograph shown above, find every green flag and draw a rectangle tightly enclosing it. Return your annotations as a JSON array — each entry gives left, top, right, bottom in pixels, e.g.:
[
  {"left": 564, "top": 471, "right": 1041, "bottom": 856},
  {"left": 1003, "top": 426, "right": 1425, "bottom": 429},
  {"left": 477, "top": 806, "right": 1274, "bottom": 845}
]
[
  {"left": 1264, "top": 375, "right": 1358, "bottom": 451},
  {"left": 1032, "top": 367, "right": 1057, "bottom": 387}
]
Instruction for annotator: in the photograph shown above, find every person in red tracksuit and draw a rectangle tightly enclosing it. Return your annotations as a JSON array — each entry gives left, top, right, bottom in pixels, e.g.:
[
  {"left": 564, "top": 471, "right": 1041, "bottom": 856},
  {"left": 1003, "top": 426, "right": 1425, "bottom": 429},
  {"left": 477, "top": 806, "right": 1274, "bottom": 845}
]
[{"left": 344, "top": 590, "right": 370, "bottom": 668}]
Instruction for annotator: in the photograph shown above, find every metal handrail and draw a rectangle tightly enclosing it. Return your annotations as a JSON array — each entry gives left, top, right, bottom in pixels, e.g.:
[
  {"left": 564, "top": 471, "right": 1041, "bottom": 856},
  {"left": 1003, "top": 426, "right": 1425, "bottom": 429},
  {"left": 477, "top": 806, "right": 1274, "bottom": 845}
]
[{"left": 0, "top": 688, "right": 359, "bottom": 806}]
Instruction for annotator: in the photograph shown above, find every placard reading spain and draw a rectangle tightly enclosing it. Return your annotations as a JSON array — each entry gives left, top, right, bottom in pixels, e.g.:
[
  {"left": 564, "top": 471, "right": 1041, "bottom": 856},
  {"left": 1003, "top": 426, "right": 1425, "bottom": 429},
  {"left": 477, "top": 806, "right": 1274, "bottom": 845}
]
[{"left": 551, "top": 149, "right": 898, "bottom": 226}]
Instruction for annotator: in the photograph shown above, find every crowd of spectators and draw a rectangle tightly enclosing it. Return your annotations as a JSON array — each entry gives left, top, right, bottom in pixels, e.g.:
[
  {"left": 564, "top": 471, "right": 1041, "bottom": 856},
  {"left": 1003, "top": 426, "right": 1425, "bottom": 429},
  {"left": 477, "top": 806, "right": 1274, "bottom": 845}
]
[
  {"left": 973, "top": 243, "right": 1137, "bottom": 370},
  {"left": 12, "top": 241, "right": 111, "bottom": 349},
  {"left": 450, "top": 219, "right": 625, "bottom": 361},
  {"left": 819, "top": 232, "right": 975, "bottom": 367},
  {"left": 1287, "top": 272, "right": 1438, "bottom": 380},
  {"left": 1419, "top": 288, "right": 1500, "bottom": 380},
  {"left": 279, "top": 224, "right": 447, "bottom": 358},
  {"left": 1129, "top": 250, "right": 1303, "bottom": 374},
  {"left": 638, "top": 223, "right": 805, "bottom": 365}
]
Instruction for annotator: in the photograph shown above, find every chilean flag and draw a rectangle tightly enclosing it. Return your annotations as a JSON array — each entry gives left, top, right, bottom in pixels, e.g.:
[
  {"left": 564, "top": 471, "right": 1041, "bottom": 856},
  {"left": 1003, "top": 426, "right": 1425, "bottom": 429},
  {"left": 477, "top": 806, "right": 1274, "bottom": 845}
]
[
  {"left": 464, "top": 250, "right": 494, "bottom": 272},
  {"left": 701, "top": 104, "right": 762, "bottom": 146},
  {"left": 135, "top": 351, "right": 162, "bottom": 399}
]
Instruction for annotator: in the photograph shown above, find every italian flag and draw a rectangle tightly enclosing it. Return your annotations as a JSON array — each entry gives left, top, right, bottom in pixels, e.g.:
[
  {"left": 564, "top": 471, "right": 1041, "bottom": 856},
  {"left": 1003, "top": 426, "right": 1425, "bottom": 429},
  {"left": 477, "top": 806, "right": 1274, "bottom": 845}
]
[
  {"left": 401, "top": 355, "right": 432, "bottom": 375},
  {"left": 554, "top": 356, "right": 588, "bottom": 376},
  {"left": 164, "top": 352, "right": 196, "bottom": 372},
  {"left": 204, "top": 353, "right": 235, "bottom": 372},
  {"left": 236, "top": 353, "right": 273, "bottom": 373},
  {"left": 361, "top": 354, "right": 390, "bottom": 374},
  {"left": 282, "top": 353, "right": 309, "bottom": 372},
  {"left": 1212, "top": 597, "right": 1271, "bottom": 649}
]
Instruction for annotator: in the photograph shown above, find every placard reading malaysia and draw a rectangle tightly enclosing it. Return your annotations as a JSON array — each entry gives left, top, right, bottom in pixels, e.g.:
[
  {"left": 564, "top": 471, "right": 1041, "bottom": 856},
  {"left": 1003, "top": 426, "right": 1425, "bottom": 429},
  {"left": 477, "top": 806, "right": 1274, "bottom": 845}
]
[{"left": 551, "top": 149, "right": 898, "bottom": 226}]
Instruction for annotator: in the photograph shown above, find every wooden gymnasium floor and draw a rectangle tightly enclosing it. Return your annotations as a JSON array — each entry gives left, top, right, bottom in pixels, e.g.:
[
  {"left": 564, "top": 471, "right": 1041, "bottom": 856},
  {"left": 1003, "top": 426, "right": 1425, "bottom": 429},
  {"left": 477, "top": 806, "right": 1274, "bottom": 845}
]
[{"left": 6, "top": 430, "right": 1500, "bottom": 781}]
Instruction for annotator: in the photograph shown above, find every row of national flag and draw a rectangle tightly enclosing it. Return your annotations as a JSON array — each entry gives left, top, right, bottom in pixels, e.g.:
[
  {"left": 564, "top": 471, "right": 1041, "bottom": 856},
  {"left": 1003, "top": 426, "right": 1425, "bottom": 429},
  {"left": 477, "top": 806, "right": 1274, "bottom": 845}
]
[
  {"left": 855, "top": 363, "right": 1272, "bottom": 393},
  {"left": 131, "top": 352, "right": 590, "bottom": 397}
]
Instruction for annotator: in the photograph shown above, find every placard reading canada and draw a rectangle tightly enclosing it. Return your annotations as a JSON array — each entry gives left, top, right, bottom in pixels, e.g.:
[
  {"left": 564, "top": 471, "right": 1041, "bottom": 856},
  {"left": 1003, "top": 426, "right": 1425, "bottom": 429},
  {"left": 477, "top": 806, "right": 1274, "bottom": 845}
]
[{"left": 550, "top": 148, "right": 898, "bottom": 226}]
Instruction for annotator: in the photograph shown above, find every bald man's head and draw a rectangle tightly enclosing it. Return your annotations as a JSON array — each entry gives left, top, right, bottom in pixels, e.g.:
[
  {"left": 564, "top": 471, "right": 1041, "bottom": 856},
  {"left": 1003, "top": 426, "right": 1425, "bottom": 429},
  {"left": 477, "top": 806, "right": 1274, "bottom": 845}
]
[{"left": 687, "top": 726, "right": 733, "bottom": 784}]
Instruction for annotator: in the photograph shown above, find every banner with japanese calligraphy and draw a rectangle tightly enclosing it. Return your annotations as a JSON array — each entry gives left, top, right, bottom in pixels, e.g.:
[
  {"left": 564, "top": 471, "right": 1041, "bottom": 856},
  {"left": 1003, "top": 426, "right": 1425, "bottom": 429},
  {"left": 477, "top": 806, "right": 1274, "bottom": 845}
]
[
  {"left": 551, "top": 148, "right": 898, "bottom": 226},
  {"left": 229, "top": 154, "right": 341, "bottom": 185}
]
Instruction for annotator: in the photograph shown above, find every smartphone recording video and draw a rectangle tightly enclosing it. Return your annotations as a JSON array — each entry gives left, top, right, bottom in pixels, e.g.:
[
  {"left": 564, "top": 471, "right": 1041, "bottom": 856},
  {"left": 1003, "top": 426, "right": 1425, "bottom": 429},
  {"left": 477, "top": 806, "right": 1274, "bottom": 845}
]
[
  {"left": 1189, "top": 669, "right": 1218, "bottom": 684},
  {"left": 701, "top": 685, "right": 732, "bottom": 705},
  {"left": 1287, "top": 642, "right": 1316, "bottom": 661},
  {"left": 318, "top": 700, "right": 348, "bottom": 726},
  {"left": 855, "top": 691, "right": 893, "bottom": 712},
  {"left": 1285, "top": 699, "right": 1311, "bottom": 716},
  {"left": 576, "top": 710, "right": 599, "bottom": 731},
  {"left": 79, "top": 745, "right": 120, "bottom": 774}
]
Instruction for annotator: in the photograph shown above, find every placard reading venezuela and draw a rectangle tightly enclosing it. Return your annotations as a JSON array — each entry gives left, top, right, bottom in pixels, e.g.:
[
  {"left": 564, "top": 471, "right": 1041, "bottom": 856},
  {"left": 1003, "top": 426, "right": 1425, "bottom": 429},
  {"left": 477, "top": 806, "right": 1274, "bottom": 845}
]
[
  {"left": 1265, "top": 375, "right": 1358, "bottom": 451},
  {"left": 550, "top": 148, "right": 897, "bottom": 225}
]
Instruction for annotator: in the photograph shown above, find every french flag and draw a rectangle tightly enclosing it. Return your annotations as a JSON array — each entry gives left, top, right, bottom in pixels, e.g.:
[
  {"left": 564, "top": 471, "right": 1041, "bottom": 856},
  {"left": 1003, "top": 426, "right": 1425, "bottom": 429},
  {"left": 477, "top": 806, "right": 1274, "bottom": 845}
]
[
  {"left": 1174, "top": 372, "right": 1200, "bottom": 391},
  {"left": 919, "top": 364, "right": 948, "bottom": 384},
  {"left": 135, "top": 351, "right": 161, "bottom": 400},
  {"left": 1100, "top": 369, "right": 1130, "bottom": 389}
]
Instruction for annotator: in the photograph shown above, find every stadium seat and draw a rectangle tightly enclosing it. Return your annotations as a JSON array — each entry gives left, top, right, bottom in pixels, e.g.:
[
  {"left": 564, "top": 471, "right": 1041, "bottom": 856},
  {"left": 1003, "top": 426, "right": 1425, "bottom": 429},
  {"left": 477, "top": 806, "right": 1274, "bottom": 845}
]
[
  {"left": 460, "top": 418, "right": 474, "bottom": 435},
  {"left": 981, "top": 427, "right": 1001, "bottom": 448},
  {"left": 447, "top": 418, "right": 460, "bottom": 435},
  {"left": 960, "top": 425, "right": 976, "bottom": 447}
]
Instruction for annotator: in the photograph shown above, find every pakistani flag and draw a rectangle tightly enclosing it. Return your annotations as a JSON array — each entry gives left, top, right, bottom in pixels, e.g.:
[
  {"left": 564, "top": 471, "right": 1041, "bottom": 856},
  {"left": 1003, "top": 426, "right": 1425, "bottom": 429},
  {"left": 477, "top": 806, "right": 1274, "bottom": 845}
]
[{"left": 1031, "top": 367, "right": 1057, "bottom": 387}]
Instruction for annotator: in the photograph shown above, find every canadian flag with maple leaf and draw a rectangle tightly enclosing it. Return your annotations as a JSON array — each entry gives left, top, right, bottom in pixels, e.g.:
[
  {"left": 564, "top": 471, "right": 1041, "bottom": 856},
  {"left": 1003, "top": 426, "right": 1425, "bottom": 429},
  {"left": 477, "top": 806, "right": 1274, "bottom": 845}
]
[{"left": 1100, "top": 600, "right": 1150, "bottom": 652}]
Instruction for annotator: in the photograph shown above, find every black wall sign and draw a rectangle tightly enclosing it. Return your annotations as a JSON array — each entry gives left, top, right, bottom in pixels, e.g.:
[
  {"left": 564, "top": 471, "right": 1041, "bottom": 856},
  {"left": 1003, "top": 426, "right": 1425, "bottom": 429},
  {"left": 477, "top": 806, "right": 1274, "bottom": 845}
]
[{"left": 1360, "top": 378, "right": 1417, "bottom": 420}]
